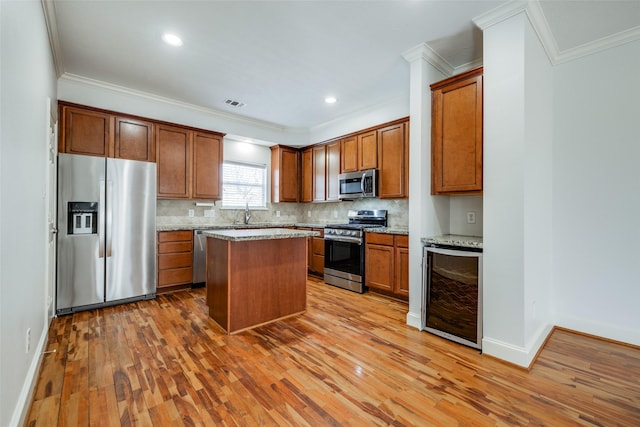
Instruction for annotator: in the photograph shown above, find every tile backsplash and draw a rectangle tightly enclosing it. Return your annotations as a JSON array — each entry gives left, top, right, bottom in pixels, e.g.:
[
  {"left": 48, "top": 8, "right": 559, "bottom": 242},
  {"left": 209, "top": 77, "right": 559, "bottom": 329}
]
[{"left": 157, "top": 199, "right": 409, "bottom": 228}]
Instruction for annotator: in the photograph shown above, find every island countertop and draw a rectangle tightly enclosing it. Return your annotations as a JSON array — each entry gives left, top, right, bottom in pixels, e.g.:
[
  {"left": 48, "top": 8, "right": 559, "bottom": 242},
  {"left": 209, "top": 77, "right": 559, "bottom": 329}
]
[{"left": 203, "top": 228, "right": 319, "bottom": 242}]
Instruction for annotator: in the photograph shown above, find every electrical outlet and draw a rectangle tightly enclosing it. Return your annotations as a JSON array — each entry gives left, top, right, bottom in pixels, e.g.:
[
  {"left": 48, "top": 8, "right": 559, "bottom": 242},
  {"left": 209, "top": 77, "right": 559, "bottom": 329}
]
[
  {"left": 307, "top": 211, "right": 311, "bottom": 218},
  {"left": 276, "top": 211, "right": 281, "bottom": 217},
  {"left": 466, "top": 211, "right": 476, "bottom": 224},
  {"left": 204, "top": 209, "right": 215, "bottom": 218},
  {"left": 333, "top": 210, "right": 338, "bottom": 218},
  {"left": 188, "top": 209, "right": 195, "bottom": 217},
  {"left": 26, "top": 328, "right": 31, "bottom": 354}
]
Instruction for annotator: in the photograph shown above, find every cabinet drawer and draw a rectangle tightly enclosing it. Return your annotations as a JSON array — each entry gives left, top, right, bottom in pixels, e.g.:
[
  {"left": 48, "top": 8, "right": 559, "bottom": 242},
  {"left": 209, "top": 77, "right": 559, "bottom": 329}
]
[
  {"left": 395, "top": 235, "right": 409, "bottom": 248},
  {"left": 158, "top": 241, "right": 192, "bottom": 254},
  {"left": 158, "top": 230, "right": 193, "bottom": 242},
  {"left": 158, "top": 253, "right": 192, "bottom": 270},
  {"left": 158, "top": 267, "right": 192, "bottom": 287},
  {"left": 366, "top": 232, "right": 393, "bottom": 246}
]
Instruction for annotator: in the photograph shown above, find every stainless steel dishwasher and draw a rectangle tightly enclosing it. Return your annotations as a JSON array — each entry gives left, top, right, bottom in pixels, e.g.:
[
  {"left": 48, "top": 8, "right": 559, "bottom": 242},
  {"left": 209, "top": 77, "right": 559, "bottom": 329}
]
[{"left": 192, "top": 230, "right": 207, "bottom": 286}]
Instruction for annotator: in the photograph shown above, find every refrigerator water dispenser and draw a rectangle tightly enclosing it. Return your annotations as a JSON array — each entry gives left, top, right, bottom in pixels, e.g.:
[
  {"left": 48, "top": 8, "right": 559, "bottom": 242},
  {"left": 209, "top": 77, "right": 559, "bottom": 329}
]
[{"left": 67, "top": 202, "right": 98, "bottom": 235}]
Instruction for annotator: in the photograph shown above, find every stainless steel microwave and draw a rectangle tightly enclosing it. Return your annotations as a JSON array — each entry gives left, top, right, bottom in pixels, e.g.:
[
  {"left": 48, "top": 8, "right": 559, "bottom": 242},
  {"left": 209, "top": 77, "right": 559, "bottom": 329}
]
[{"left": 338, "top": 169, "right": 378, "bottom": 200}]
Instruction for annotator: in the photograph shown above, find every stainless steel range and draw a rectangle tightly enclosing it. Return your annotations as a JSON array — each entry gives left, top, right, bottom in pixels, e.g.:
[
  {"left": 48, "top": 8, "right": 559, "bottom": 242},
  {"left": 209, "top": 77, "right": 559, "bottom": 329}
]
[{"left": 324, "top": 209, "right": 387, "bottom": 293}]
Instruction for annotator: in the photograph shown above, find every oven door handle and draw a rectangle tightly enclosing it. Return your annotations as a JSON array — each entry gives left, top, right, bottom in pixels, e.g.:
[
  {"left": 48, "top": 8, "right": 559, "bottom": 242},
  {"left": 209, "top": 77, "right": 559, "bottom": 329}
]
[{"left": 325, "top": 235, "right": 362, "bottom": 245}]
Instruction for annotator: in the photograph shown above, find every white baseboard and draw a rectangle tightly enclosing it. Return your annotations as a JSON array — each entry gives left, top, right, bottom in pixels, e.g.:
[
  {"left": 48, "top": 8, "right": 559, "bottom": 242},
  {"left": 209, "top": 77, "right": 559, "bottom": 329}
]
[
  {"left": 12, "top": 325, "right": 49, "bottom": 427},
  {"left": 406, "top": 311, "right": 422, "bottom": 330},
  {"left": 482, "top": 323, "right": 553, "bottom": 368}
]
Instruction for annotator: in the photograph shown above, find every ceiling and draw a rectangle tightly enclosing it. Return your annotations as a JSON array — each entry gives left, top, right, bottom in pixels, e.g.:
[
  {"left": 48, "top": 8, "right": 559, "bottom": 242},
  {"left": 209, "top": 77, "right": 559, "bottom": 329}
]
[{"left": 46, "top": 1, "right": 640, "bottom": 131}]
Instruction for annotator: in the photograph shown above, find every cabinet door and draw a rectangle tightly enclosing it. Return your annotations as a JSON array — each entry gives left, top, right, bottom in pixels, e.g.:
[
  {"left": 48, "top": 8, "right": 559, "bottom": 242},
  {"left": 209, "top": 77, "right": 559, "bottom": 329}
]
[
  {"left": 60, "top": 105, "right": 112, "bottom": 157},
  {"left": 358, "top": 130, "right": 378, "bottom": 170},
  {"left": 394, "top": 246, "right": 409, "bottom": 298},
  {"left": 378, "top": 122, "right": 408, "bottom": 199},
  {"left": 431, "top": 69, "right": 483, "bottom": 194},
  {"left": 300, "top": 148, "right": 313, "bottom": 202},
  {"left": 271, "top": 146, "right": 299, "bottom": 203},
  {"left": 156, "top": 125, "right": 191, "bottom": 199},
  {"left": 313, "top": 145, "right": 326, "bottom": 202},
  {"left": 340, "top": 136, "right": 358, "bottom": 173},
  {"left": 114, "top": 116, "right": 154, "bottom": 162},
  {"left": 365, "top": 243, "right": 394, "bottom": 291},
  {"left": 326, "top": 141, "right": 341, "bottom": 201},
  {"left": 192, "top": 132, "right": 222, "bottom": 200}
]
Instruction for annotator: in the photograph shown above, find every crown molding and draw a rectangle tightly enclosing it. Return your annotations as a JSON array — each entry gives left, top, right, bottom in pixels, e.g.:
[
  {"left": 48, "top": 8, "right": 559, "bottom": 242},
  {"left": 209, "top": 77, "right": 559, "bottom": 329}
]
[
  {"left": 41, "top": 0, "right": 64, "bottom": 77},
  {"left": 475, "top": 0, "right": 640, "bottom": 66},
  {"left": 59, "top": 73, "right": 290, "bottom": 132},
  {"left": 402, "top": 43, "right": 455, "bottom": 76},
  {"left": 453, "top": 58, "right": 484, "bottom": 75},
  {"left": 309, "top": 93, "right": 408, "bottom": 137},
  {"left": 553, "top": 24, "right": 640, "bottom": 65},
  {"left": 472, "top": 0, "right": 528, "bottom": 31}
]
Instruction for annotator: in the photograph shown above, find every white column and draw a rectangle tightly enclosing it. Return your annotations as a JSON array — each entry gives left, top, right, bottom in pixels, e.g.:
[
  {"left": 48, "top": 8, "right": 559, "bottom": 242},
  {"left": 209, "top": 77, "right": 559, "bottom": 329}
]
[{"left": 402, "top": 44, "right": 447, "bottom": 328}]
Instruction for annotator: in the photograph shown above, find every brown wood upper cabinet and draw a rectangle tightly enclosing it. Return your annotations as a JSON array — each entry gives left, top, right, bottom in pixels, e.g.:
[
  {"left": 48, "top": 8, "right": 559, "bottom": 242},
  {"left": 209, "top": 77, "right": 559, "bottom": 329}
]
[
  {"left": 326, "top": 141, "right": 340, "bottom": 201},
  {"left": 60, "top": 102, "right": 155, "bottom": 162},
  {"left": 378, "top": 121, "right": 408, "bottom": 199},
  {"left": 300, "top": 148, "right": 313, "bottom": 202},
  {"left": 59, "top": 103, "right": 113, "bottom": 157},
  {"left": 156, "top": 124, "right": 223, "bottom": 200},
  {"left": 271, "top": 145, "right": 300, "bottom": 203},
  {"left": 340, "top": 130, "right": 377, "bottom": 173},
  {"left": 431, "top": 67, "right": 483, "bottom": 195},
  {"left": 312, "top": 145, "right": 326, "bottom": 202},
  {"left": 305, "top": 141, "right": 340, "bottom": 202},
  {"left": 114, "top": 116, "right": 155, "bottom": 162}
]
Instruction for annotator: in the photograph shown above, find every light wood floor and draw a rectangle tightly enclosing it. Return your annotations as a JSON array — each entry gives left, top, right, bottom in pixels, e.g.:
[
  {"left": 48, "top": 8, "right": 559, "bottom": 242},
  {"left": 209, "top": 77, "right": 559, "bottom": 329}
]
[{"left": 26, "top": 277, "right": 640, "bottom": 426}]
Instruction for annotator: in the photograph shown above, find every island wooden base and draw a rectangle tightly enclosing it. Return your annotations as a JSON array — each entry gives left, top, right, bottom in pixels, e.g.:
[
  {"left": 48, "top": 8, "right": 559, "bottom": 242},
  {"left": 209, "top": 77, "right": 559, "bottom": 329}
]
[{"left": 206, "top": 236, "right": 307, "bottom": 334}]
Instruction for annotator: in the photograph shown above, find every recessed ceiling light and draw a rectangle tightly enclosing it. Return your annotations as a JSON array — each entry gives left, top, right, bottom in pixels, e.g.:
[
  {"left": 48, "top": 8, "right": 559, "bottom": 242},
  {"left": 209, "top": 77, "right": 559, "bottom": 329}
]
[
  {"left": 325, "top": 96, "right": 337, "bottom": 104},
  {"left": 162, "top": 33, "right": 183, "bottom": 47}
]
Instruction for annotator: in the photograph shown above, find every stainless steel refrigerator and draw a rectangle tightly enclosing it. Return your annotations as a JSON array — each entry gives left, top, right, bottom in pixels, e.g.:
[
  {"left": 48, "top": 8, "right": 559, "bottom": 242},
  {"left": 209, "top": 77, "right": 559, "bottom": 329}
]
[{"left": 56, "top": 153, "right": 156, "bottom": 314}]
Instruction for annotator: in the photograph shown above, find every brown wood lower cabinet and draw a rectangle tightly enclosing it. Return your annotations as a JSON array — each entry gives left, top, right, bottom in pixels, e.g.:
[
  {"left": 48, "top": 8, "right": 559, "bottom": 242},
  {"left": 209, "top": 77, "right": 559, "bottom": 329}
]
[
  {"left": 298, "top": 227, "right": 324, "bottom": 276},
  {"left": 157, "top": 230, "right": 193, "bottom": 293},
  {"left": 365, "top": 232, "right": 409, "bottom": 300}
]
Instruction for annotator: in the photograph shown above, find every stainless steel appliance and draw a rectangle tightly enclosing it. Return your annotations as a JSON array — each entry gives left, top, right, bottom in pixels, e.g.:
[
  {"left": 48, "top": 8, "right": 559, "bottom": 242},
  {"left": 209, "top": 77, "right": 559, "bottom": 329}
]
[
  {"left": 324, "top": 209, "right": 387, "bottom": 293},
  {"left": 338, "top": 169, "right": 378, "bottom": 200},
  {"left": 193, "top": 229, "right": 207, "bottom": 286},
  {"left": 422, "top": 244, "right": 483, "bottom": 349},
  {"left": 56, "top": 153, "right": 156, "bottom": 314}
]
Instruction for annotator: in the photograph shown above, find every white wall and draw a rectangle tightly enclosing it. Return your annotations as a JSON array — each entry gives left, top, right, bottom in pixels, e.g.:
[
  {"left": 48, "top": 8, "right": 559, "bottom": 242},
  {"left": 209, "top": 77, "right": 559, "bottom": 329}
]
[
  {"left": 308, "top": 94, "right": 409, "bottom": 143},
  {"left": 482, "top": 12, "right": 554, "bottom": 366},
  {"left": 58, "top": 76, "right": 306, "bottom": 147},
  {"left": 552, "top": 39, "right": 640, "bottom": 345},
  {"left": 0, "top": 2, "right": 58, "bottom": 425}
]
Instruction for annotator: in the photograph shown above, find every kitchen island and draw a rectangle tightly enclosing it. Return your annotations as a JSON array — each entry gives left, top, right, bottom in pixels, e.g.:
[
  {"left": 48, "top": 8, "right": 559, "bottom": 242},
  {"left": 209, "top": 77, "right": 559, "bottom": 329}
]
[{"left": 203, "top": 228, "right": 319, "bottom": 334}]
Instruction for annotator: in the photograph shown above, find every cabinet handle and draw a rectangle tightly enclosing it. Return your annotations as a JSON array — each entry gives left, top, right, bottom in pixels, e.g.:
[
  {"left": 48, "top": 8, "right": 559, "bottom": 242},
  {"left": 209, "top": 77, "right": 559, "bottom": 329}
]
[
  {"left": 99, "top": 181, "right": 105, "bottom": 258},
  {"left": 106, "top": 181, "right": 113, "bottom": 257}
]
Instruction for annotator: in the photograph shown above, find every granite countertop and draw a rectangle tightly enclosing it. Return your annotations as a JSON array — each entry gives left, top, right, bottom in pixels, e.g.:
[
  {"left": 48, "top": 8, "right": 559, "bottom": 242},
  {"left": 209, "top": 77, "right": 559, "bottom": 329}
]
[
  {"left": 421, "top": 234, "right": 483, "bottom": 249},
  {"left": 202, "top": 228, "right": 320, "bottom": 242},
  {"left": 365, "top": 227, "right": 409, "bottom": 235}
]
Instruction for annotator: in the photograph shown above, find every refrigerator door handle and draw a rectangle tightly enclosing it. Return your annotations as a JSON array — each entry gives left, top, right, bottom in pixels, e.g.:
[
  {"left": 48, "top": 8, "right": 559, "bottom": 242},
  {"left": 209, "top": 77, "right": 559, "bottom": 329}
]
[
  {"left": 99, "top": 180, "right": 106, "bottom": 258},
  {"left": 106, "top": 180, "right": 113, "bottom": 257}
]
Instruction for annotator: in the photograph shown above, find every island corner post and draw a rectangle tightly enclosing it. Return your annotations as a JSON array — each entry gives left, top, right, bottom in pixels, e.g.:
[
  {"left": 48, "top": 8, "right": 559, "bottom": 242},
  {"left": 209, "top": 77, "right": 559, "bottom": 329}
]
[{"left": 205, "top": 233, "right": 309, "bottom": 334}]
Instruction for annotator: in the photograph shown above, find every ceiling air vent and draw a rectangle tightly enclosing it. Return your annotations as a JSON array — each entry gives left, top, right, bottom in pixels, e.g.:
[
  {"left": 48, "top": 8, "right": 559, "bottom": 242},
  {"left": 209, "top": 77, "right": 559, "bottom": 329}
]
[{"left": 224, "top": 99, "right": 246, "bottom": 108}]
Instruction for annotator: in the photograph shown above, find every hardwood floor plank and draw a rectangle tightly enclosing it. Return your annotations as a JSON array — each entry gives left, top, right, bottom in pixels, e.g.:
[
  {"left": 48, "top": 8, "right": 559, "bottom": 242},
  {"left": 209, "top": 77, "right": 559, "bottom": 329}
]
[{"left": 25, "top": 277, "right": 640, "bottom": 426}]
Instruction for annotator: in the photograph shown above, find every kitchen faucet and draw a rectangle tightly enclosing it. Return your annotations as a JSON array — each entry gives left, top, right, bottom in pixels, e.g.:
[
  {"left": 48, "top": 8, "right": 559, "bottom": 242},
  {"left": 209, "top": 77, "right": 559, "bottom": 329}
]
[{"left": 244, "top": 202, "right": 251, "bottom": 224}]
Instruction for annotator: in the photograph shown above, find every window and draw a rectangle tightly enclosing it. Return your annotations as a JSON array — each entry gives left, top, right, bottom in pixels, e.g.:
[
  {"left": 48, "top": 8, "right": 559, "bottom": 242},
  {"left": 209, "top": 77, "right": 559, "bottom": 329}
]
[{"left": 222, "top": 161, "right": 267, "bottom": 208}]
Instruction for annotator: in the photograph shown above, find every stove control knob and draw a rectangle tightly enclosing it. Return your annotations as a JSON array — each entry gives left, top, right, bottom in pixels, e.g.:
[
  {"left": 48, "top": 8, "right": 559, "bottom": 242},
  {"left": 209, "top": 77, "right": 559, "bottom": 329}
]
[{"left": 349, "top": 231, "right": 356, "bottom": 237}]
